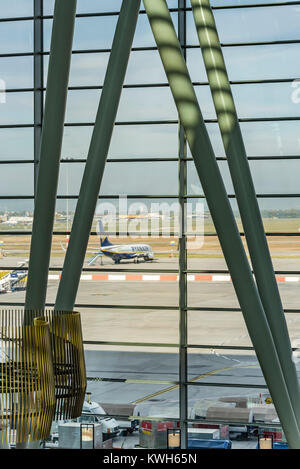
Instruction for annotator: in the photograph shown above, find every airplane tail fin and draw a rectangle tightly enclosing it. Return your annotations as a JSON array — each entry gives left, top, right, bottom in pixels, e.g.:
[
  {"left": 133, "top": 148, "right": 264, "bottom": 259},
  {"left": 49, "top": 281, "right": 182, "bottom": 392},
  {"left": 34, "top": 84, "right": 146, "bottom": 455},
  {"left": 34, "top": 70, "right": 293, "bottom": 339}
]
[
  {"left": 100, "top": 236, "right": 113, "bottom": 247},
  {"left": 98, "top": 220, "right": 113, "bottom": 247}
]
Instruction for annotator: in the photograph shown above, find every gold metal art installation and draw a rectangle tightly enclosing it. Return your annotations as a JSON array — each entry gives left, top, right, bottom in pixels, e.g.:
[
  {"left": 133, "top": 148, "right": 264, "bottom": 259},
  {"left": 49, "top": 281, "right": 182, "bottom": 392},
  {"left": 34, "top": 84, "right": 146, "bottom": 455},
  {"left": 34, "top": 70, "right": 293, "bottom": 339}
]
[
  {"left": 0, "top": 310, "right": 56, "bottom": 444},
  {"left": 0, "top": 309, "right": 86, "bottom": 445},
  {"left": 43, "top": 310, "right": 87, "bottom": 420}
]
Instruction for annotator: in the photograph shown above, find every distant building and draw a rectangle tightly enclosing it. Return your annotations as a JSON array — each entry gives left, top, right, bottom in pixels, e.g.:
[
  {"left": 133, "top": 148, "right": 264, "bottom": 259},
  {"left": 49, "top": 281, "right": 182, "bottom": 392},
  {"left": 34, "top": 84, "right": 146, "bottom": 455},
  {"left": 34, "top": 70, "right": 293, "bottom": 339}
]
[{"left": 2, "top": 216, "right": 33, "bottom": 225}]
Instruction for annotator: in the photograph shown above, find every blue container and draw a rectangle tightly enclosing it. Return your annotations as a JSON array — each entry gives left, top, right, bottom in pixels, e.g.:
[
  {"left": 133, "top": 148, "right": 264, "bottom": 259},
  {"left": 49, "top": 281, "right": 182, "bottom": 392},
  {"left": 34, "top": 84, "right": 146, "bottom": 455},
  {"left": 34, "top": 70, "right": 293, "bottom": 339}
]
[{"left": 188, "top": 439, "right": 232, "bottom": 449}]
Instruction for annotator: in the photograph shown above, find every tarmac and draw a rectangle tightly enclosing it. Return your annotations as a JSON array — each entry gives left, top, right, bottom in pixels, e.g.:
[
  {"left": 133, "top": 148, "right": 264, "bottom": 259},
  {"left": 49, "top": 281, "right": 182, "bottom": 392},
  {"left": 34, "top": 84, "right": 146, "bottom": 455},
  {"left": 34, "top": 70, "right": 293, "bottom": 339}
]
[{"left": 1, "top": 255, "right": 300, "bottom": 413}]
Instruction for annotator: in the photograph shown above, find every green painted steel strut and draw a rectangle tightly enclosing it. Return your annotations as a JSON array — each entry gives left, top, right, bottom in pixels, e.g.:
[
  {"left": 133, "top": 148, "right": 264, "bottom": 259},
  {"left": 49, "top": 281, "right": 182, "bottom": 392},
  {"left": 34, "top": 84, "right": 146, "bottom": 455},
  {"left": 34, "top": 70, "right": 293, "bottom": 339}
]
[
  {"left": 190, "top": 0, "right": 300, "bottom": 427},
  {"left": 24, "top": 0, "right": 77, "bottom": 324},
  {"left": 54, "top": 0, "right": 141, "bottom": 312},
  {"left": 143, "top": 0, "right": 300, "bottom": 447}
]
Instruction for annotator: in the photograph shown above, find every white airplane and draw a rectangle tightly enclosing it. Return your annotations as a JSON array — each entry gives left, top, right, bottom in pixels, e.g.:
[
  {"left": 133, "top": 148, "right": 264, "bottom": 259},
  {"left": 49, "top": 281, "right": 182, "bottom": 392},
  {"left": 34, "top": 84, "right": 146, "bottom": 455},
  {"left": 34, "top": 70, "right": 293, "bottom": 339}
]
[{"left": 88, "top": 220, "right": 155, "bottom": 265}]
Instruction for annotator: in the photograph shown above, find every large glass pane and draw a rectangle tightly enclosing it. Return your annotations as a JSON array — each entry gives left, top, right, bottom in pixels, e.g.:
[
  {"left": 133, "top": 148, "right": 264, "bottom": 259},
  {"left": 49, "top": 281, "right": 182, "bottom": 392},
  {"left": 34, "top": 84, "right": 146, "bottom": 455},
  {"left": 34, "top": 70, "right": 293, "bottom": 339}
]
[
  {"left": 187, "top": 282, "right": 239, "bottom": 310},
  {"left": 184, "top": 196, "right": 300, "bottom": 272},
  {"left": 0, "top": 91, "right": 33, "bottom": 125},
  {"left": 84, "top": 344, "right": 179, "bottom": 450},
  {"left": 64, "top": 87, "right": 178, "bottom": 124},
  {"left": 50, "top": 302, "right": 179, "bottom": 340},
  {"left": 43, "top": 0, "right": 178, "bottom": 16},
  {"left": 0, "top": 0, "right": 33, "bottom": 18},
  {"left": 58, "top": 161, "right": 178, "bottom": 196},
  {"left": 0, "top": 199, "right": 33, "bottom": 225},
  {"left": 187, "top": 121, "right": 300, "bottom": 158},
  {"left": 0, "top": 235, "right": 31, "bottom": 264},
  {"left": 61, "top": 123, "right": 179, "bottom": 160},
  {"left": 43, "top": 0, "right": 123, "bottom": 16},
  {"left": 258, "top": 197, "right": 300, "bottom": 233},
  {"left": 188, "top": 44, "right": 300, "bottom": 82},
  {"left": 109, "top": 124, "right": 179, "bottom": 159},
  {"left": 0, "top": 127, "right": 33, "bottom": 160},
  {"left": 0, "top": 20, "right": 33, "bottom": 54},
  {"left": 187, "top": 5, "right": 300, "bottom": 45},
  {"left": 194, "top": 83, "right": 300, "bottom": 120},
  {"left": 117, "top": 87, "right": 177, "bottom": 122},
  {"left": 187, "top": 311, "right": 249, "bottom": 347},
  {"left": 126, "top": 50, "right": 169, "bottom": 85},
  {"left": 44, "top": 11, "right": 178, "bottom": 52},
  {"left": 188, "top": 159, "right": 300, "bottom": 196},
  {"left": 0, "top": 56, "right": 33, "bottom": 89},
  {"left": 211, "top": 0, "right": 294, "bottom": 6},
  {"left": 0, "top": 163, "right": 34, "bottom": 195},
  {"left": 240, "top": 121, "right": 300, "bottom": 157}
]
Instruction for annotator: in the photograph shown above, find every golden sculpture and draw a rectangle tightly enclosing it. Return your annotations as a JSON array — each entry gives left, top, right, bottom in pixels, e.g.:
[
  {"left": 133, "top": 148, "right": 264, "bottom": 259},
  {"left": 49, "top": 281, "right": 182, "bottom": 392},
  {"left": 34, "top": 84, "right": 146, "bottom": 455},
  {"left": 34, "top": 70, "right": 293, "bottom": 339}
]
[{"left": 0, "top": 309, "right": 86, "bottom": 444}]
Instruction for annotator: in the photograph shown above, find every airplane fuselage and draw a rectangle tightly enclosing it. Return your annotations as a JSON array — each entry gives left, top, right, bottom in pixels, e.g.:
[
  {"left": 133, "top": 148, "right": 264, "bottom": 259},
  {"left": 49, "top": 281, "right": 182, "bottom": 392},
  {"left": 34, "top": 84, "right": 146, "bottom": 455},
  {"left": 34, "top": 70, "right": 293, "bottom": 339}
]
[{"left": 101, "top": 244, "right": 154, "bottom": 264}]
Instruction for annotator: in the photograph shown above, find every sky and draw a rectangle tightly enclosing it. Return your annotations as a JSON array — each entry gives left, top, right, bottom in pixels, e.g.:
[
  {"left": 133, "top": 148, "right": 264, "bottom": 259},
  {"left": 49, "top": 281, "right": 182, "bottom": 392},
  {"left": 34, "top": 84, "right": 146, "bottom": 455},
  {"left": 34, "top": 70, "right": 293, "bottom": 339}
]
[{"left": 0, "top": 0, "right": 300, "bottom": 211}]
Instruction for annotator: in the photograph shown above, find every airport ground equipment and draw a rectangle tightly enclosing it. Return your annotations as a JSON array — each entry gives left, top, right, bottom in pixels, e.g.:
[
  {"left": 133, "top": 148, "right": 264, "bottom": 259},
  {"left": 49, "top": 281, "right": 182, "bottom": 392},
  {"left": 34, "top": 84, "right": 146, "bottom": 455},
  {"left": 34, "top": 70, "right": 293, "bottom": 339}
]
[
  {"left": 206, "top": 407, "right": 253, "bottom": 424},
  {"left": 143, "top": 0, "right": 300, "bottom": 448},
  {"left": 0, "top": 310, "right": 56, "bottom": 444},
  {"left": 24, "top": 0, "right": 77, "bottom": 318},
  {"left": 140, "top": 420, "right": 179, "bottom": 449},
  {"left": 58, "top": 422, "right": 103, "bottom": 449},
  {"left": 79, "top": 398, "right": 119, "bottom": 440},
  {"left": 188, "top": 428, "right": 220, "bottom": 440},
  {"left": 188, "top": 439, "right": 232, "bottom": 449},
  {"left": 190, "top": 0, "right": 300, "bottom": 431},
  {"left": 54, "top": 0, "right": 141, "bottom": 312},
  {"left": 270, "top": 442, "right": 289, "bottom": 450},
  {"left": 192, "top": 423, "right": 229, "bottom": 440},
  {"left": 97, "top": 402, "right": 138, "bottom": 434},
  {"left": 0, "top": 265, "right": 27, "bottom": 294}
]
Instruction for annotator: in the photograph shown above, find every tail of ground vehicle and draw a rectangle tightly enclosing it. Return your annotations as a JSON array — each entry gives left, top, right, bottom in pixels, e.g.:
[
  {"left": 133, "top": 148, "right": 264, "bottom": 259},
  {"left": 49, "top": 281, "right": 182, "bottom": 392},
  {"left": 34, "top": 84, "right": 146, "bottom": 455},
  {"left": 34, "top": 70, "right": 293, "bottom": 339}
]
[
  {"left": 99, "top": 403, "right": 139, "bottom": 435},
  {"left": 80, "top": 400, "right": 119, "bottom": 440}
]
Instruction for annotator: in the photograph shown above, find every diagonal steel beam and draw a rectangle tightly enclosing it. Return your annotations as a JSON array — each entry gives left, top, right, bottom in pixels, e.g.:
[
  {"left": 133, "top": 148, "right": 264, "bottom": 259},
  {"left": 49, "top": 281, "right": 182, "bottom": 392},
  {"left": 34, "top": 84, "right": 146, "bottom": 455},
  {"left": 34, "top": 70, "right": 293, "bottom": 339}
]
[
  {"left": 54, "top": 0, "right": 141, "bottom": 311},
  {"left": 24, "top": 0, "right": 77, "bottom": 323},
  {"left": 190, "top": 0, "right": 300, "bottom": 427},
  {"left": 143, "top": 0, "right": 300, "bottom": 447}
]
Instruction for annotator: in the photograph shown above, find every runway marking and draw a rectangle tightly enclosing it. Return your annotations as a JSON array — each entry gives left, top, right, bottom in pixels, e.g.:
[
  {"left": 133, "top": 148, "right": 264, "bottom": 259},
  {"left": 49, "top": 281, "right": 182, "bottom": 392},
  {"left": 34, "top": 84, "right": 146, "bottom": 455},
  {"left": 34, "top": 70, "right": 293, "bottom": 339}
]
[
  {"left": 132, "top": 363, "right": 259, "bottom": 404},
  {"left": 44, "top": 273, "right": 300, "bottom": 283}
]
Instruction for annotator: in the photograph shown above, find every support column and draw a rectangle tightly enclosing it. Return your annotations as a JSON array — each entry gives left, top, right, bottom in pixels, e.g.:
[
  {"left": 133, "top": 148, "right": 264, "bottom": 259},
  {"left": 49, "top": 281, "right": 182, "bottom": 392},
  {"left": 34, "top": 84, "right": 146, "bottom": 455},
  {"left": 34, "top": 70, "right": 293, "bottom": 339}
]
[
  {"left": 143, "top": 0, "right": 300, "bottom": 447},
  {"left": 190, "top": 0, "right": 300, "bottom": 426},
  {"left": 54, "top": 0, "right": 141, "bottom": 311},
  {"left": 33, "top": 0, "right": 43, "bottom": 197},
  {"left": 178, "top": 0, "right": 188, "bottom": 451},
  {"left": 24, "top": 0, "right": 77, "bottom": 322}
]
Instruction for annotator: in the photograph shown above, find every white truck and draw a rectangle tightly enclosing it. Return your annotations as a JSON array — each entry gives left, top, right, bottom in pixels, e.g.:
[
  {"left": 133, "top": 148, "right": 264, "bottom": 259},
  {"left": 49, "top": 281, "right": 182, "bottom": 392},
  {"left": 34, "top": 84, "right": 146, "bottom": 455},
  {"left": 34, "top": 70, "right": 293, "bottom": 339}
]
[{"left": 79, "top": 399, "right": 120, "bottom": 440}]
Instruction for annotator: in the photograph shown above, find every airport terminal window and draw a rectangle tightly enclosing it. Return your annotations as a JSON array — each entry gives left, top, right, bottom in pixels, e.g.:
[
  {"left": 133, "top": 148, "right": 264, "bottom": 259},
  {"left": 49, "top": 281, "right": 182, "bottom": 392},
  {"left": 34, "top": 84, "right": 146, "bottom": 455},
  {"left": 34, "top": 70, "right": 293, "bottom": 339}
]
[{"left": 1, "top": 0, "right": 300, "bottom": 449}]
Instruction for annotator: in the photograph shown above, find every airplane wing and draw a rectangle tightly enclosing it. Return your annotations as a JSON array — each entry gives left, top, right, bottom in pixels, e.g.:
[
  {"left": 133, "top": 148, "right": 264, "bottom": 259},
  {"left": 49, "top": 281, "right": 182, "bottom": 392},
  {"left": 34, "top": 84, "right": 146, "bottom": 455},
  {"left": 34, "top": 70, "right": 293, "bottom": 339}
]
[{"left": 61, "top": 242, "right": 102, "bottom": 255}]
